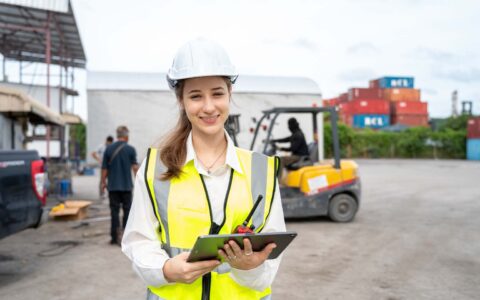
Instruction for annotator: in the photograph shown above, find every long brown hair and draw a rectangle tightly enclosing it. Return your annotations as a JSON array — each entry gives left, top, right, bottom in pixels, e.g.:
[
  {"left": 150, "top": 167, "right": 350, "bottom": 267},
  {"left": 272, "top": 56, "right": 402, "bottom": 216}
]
[{"left": 159, "top": 77, "right": 232, "bottom": 181}]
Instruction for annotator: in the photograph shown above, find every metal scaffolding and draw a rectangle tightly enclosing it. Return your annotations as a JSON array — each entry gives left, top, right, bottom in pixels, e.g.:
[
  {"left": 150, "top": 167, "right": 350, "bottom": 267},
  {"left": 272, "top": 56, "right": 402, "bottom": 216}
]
[{"left": 0, "top": 0, "right": 86, "bottom": 157}]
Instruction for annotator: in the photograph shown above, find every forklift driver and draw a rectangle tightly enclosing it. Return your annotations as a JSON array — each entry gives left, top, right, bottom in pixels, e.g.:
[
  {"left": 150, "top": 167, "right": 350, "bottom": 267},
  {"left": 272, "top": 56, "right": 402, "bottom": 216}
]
[{"left": 270, "top": 117, "right": 309, "bottom": 180}]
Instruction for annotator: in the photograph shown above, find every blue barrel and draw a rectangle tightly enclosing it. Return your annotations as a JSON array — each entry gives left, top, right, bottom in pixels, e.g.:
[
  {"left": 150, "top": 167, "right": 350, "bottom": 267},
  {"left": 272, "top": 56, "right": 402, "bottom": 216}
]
[
  {"left": 353, "top": 114, "right": 390, "bottom": 129},
  {"left": 378, "top": 76, "right": 414, "bottom": 88},
  {"left": 467, "top": 138, "right": 480, "bottom": 160},
  {"left": 60, "top": 179, "right": 71, "bottom": 197}
]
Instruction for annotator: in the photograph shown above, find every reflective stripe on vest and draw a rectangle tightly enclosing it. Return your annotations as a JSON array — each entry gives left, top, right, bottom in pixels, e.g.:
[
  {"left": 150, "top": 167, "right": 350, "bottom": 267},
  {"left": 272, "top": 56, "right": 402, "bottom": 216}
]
[{"left": 144, "top": 147, "right": 278, "bottom": 300}]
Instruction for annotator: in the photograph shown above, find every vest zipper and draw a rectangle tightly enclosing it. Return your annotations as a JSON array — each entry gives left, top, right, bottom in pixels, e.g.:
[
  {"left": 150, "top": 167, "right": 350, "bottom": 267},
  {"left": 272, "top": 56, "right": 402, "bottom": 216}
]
[{"left": 199, "top": 170, "right": 234, "bottom": 300}]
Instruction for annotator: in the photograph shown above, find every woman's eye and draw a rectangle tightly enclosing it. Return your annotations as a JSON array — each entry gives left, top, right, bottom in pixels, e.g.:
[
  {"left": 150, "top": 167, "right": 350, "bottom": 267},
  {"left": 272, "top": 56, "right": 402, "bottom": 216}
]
[
  {"left": 190, "top": 95, "right": 201, "bottom": 99},
  {"left": 213, "top": 93, "right": 224, "bottom": 97}
]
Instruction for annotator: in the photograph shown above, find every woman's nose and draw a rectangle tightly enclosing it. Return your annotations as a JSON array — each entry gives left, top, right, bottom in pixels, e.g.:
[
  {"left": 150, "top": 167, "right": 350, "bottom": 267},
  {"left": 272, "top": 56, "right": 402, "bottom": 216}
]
[{"left": 203, "top": 96, "right": 215, "bottom": 112}]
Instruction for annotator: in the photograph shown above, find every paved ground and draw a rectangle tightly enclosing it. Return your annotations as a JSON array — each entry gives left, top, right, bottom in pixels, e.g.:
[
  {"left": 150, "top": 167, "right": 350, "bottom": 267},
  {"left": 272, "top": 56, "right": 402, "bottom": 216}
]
[{"left": 1, "top": 159, "right": 479, "bottom": 300}]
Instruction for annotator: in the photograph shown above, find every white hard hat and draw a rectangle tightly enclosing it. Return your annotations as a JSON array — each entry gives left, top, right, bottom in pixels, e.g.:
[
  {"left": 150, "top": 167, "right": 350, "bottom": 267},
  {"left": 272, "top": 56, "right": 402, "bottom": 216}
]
[{"left": 166, "top": 38, "right": 238, "bottom": 89}]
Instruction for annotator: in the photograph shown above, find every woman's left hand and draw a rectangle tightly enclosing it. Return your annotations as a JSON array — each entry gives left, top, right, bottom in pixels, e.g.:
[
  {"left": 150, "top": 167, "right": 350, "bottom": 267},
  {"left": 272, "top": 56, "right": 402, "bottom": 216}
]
[{"left": 218, "top": 238, "right": 276, "bottom": 270}]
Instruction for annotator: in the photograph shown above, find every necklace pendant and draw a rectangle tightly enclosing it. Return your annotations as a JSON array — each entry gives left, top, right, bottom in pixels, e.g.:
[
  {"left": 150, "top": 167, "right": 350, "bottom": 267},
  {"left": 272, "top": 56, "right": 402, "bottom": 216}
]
[{"left": 207, "top": 169, "right": 211, "bottom": 175}]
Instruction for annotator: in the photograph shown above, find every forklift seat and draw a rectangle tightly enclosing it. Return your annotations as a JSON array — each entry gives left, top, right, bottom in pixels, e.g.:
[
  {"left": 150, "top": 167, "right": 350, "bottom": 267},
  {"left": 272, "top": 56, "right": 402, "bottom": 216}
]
[{"left": 285, "top": 142, "right": 318, "bottom": 170}]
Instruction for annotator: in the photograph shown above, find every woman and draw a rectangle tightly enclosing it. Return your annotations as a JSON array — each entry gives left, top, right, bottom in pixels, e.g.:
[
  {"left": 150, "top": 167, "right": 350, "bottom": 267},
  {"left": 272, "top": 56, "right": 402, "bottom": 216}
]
[{"left": 122, "top": 38, "right": 286, "bottom": 300}]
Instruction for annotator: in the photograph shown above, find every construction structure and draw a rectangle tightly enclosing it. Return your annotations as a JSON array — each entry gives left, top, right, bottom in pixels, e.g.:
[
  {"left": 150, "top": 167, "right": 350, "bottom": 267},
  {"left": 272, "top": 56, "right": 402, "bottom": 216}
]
[
  {"left": 87, "top": 72, "right": 323, "bottom": 163},
  {"left": 0, "top": 0, "right": 86, "bottom": 158}
]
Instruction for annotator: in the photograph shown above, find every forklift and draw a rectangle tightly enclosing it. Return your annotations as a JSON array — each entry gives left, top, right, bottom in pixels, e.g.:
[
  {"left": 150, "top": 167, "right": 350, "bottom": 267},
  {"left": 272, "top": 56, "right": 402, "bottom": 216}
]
[{"left": 249, "top": 106, "right": 360, "bottom": 222}]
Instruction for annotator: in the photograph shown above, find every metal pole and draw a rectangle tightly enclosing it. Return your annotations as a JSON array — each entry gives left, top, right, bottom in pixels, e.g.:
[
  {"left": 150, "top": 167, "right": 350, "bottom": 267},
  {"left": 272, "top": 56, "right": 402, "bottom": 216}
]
[
  {"left": 45, "top": 12, "right": 51, "bottom": 159},
  {"left": 2, "top": 55, "right": 6, "bottom": 81},
  {"left": 330, "top": 107, "right": 341, "bottom": 169}
]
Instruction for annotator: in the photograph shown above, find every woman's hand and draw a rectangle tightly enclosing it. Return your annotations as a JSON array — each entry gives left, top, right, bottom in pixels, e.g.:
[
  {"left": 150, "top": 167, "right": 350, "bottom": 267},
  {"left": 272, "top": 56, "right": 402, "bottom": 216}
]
[
  {"left": 218, "top": 238, "right": 277, "bottom": 270},
  {"left": 163, "top": 252, "right": 221, "bottom": 284}
]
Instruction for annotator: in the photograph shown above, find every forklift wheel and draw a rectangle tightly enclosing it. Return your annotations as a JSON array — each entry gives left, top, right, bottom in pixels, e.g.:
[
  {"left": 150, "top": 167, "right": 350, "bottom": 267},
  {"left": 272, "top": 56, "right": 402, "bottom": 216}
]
[{"left": 328, "top": 194, "right": 357, "bottom": 222}]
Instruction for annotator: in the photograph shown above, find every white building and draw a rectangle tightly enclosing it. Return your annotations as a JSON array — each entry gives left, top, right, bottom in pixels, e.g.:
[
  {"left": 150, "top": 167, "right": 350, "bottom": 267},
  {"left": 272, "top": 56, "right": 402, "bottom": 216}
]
[{"left": 87, "top": 72, "right": 323, "bottom": 163}]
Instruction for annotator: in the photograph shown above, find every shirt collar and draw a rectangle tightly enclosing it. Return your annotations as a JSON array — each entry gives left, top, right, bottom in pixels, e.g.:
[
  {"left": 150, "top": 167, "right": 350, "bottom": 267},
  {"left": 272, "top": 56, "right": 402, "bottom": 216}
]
[{"left": 185, "top": 129, "right": 243, "bottom": 176}]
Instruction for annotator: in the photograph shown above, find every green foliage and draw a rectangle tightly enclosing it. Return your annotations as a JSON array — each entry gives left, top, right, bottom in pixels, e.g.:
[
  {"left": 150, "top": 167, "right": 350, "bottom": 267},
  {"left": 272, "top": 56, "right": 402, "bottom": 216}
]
[
  {"left": 69, "top": 123, "right": 86, "bottom": 159},
  {"left": 323, "top": 121, "right": 467, "bottom": 159},
  {"left": 439, "top": 115, "right": 469, "bottom": 132}
]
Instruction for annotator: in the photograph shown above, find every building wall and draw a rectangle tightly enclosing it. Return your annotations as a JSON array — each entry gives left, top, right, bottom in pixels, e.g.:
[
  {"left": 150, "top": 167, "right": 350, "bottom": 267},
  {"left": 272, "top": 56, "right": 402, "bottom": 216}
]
[{"left": 87, "top": 90, "right": 323, "bottom": 164}]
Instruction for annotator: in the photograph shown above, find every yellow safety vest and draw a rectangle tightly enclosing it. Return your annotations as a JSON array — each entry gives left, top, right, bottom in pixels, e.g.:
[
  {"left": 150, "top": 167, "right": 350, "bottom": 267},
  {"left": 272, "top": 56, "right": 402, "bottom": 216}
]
[{"left": 144, "top": 147, "right": 278, "bottom": 300}]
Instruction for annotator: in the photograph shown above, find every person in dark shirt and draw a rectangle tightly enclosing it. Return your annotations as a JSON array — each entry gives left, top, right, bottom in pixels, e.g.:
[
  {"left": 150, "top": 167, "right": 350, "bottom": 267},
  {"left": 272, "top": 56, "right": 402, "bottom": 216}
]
[
  {"left": 101, "top": 125, "right": 139, "bottom": 245},
  {"left": 271, "top": 117, "right": 309, "bottom": 181}
]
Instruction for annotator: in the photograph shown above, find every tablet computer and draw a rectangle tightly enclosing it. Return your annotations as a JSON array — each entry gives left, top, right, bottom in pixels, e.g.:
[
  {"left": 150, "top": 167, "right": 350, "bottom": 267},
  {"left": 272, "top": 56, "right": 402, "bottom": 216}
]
[{"left": 187, "top": 231, "right": 297, "bottom": 262}]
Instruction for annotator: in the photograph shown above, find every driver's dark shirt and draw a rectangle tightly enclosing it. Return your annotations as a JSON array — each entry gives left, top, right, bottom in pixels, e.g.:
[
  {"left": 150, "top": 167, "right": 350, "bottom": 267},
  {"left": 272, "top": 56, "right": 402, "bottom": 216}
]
[{"left": 274, "top": 129, "right": 309, "bottom": 156}]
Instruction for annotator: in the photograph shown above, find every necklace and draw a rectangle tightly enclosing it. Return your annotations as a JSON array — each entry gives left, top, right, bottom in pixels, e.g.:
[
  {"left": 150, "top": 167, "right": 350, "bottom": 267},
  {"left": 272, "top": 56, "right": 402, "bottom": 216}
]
[{"left": 197, "top": 144, "right": 227, "bottom": 174}]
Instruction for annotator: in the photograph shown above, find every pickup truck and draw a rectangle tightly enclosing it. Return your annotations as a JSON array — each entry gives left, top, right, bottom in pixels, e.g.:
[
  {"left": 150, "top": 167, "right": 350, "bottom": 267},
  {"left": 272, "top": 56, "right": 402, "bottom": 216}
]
[{"left": 0, "top": 150, "right": 48, "bottom": 239}]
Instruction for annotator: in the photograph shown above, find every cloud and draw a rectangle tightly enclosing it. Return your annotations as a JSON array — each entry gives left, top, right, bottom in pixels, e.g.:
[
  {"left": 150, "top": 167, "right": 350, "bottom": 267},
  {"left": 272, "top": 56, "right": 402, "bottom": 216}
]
[
  {"left": 263, "top": 38, "right": 319, "bottom": 52},
  {"left": 338, "top": 68, "right": 376, "bottom": 82},
  {"left": 413, "top": 47, "right": 456, "bottom": 63},
  {"left": 346, "top": 42, "right": 380, "bottom": 56},
  {"left": 435, "top": 68, "right": 480, "bottom": 82},
  {"left": 422, "top": 88, "right": 438, "bottom": 96}
]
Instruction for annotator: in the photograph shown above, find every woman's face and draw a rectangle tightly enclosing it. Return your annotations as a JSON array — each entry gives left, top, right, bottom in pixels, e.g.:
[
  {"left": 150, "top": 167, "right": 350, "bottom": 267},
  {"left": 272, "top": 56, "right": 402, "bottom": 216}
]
[{"left": 182, "top": 76, "right": 231, "bottom": 137}]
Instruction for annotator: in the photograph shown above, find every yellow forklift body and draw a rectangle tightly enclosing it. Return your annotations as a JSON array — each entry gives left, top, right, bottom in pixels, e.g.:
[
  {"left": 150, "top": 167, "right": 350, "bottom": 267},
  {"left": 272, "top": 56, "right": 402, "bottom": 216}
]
[{"left": 285, "top": 160, "right": 358, "bottom": 194}]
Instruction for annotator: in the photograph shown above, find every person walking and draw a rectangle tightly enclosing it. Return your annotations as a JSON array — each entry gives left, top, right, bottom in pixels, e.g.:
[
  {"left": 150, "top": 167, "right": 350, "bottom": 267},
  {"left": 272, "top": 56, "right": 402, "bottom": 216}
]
[
  {"left": 91, "top": 135, "right": 113, "bottom": 198},
  {"left": 101, "top": 126, "right": 138, "bottom": 245},
  {"left": 122, "top": 38, "right": 286, "bottom": 299}
]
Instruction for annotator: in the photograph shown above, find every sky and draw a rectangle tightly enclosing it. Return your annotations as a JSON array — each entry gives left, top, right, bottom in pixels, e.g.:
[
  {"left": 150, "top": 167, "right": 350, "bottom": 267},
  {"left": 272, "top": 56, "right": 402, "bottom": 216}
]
[{"left": 4, "top": 0, "right": 480, "bottom": 119}]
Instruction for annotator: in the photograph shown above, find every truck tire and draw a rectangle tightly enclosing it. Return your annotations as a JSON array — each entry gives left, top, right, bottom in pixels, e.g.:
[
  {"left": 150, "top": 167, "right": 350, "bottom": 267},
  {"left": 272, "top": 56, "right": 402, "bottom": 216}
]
[{"left": 328, "top": 194, "right": 357, "bottom": 222}]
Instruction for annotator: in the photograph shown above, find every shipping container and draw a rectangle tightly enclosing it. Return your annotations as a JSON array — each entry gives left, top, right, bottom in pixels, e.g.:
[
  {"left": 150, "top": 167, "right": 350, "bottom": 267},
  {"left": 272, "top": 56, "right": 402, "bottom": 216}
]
[
  {"left": 338, "top": 101, "right": 352, "bottom": 114},
  {"left": 369, "top": 76, "right": 414, "bottom": 89},
  {"left": 339, "top": 113, "right": 353, "bottom": 126},
  {"left": 349, "top": 99, "right": 390, "bottom": 114},
  {"left": 352, "top": 114, "right": 390, "bottom": 129},
  {"left": 467, "top": 117, "right": 480, "bottom": 139},
  {"left": 339, "top": 92, "right": 349, "bottom": 103},
  {"left": 383, "top": 88, "right": 421, "bottom": 102},
  {"left": 391, "top": 101, "right": 428, "bottom": 115},
  {"left": 391, "top": 114, "right": 429, "bottom": 127},
  {"left": 348, "top": 88, "right": 383, "bottom": 101},
  {"left": 467, "top": 139, "right": 480, "bottom": 160}
]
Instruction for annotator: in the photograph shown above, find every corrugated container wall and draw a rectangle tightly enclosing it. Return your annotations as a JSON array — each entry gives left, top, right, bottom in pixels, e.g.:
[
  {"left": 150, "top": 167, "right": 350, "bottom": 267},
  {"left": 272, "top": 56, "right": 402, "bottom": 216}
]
[
  {"left": 369, "top": 76, "right": 414, "bottom": 89},
  {"left": 348, "top": 88, "right": 383, "bottom": 101},
  {"left": 339, "top": 92, "right": 349, "bottom": 103},
  {"left": 383, "top": 88, "right": 421, "bottom": 102},
  {"left": 353, "top": 114, "right": 390, "bottom": 129},
  {"left": 391, "top": 101, "right": 428, "bottom": 115},
  {"left": 349, "top": 99, "right": 390, "bottom": 115},
  {"left": 466, "top": 139, "right": 480, "bottom": 160},
  {"left": 467, "top": 117, "right": 480, "bottom": 138},
  {"left": 391, "top": 114, "right": 429, "bottom": 127}
]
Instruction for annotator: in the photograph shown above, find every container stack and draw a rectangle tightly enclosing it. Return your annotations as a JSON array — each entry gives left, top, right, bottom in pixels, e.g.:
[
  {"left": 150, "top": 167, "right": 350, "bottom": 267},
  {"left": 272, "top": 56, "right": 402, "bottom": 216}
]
[
  {"left": 323, "top": 75, "right": 429, "bottom": 129},
  {"left": 371, "top": 76, "right": 428, "bottom": 127},
  {"left": 467, "top": 117, "right": 480, "bottom": 160}
]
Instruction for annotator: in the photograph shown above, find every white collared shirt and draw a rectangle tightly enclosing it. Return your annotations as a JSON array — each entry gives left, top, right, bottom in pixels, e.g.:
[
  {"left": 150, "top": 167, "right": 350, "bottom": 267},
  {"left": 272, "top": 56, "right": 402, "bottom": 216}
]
[{"left": 122, "top": 130, "right": 286, "bottom": 291}]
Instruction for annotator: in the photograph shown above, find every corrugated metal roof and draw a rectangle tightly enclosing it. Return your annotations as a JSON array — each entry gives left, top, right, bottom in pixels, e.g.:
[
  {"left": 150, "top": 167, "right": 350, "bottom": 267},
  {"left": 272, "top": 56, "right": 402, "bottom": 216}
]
[
  {"left": 0, "top": 0, "right": 86, "bottom": 68},
  {"left": 87, "top": 71, "right": 321, "bottom": 95},
  {"left": 0, "top": 85, "right": 65, "bottom": 125},
  {"left": 0, "top": 0, "right": 68, "bottom": 13}
]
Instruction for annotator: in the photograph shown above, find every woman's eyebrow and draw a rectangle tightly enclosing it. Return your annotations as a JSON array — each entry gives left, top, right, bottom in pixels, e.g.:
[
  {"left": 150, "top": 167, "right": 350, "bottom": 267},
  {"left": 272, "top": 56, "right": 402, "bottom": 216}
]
[
  {"left": 211, "top": 87, "right": 225, "bottom": 91},
  {"left": 187, "top": 89, "right": 202, "bottom": 94}
]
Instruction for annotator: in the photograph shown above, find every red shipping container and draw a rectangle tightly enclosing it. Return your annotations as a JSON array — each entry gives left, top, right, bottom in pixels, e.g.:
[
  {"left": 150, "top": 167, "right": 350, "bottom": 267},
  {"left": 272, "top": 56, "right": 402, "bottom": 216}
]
[
  {"left": 348, "top": 88, "right": 383, "bottom": 101},
  {"left": 369, "top": 79, "right": 379, "bottom": 88},
  {"left": 339, "top": 92, "right": 349, "bottom": 103},
  {"left": 383, "top": 88, "right": 421, "bottom": 102},
  {"left": 467, "top": 117, "right": 480, "bottom": 138},
  {"left": 338, "top": 102, "right": 352, "bottom": 114},
  {"left": 323, "top": 97, "right": 341, "bottom": 107},
  {"left": 339, "top": 112, "right": 353, "bottom": 126},
  {"left": 391, "top": 101, "right": 428, "bottom": 115},
  {"left": 391, "top": 114, "right": 429, "bottom": 127},
  {"left": 349, "top": 99, "right": 390, "bottom": 115}
]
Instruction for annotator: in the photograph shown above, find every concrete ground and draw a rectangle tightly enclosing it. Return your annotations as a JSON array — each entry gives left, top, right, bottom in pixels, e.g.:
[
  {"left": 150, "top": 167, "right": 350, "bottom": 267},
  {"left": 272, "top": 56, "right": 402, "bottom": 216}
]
[{"left": 0, "top": 159, "right": 479, "bottom": 300}]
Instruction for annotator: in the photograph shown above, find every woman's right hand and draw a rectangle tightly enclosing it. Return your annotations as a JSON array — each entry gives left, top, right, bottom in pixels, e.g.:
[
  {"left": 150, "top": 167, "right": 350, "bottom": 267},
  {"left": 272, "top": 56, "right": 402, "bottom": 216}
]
[{"left": 163, "top": 252, "right": 221, "bottom": 284}]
